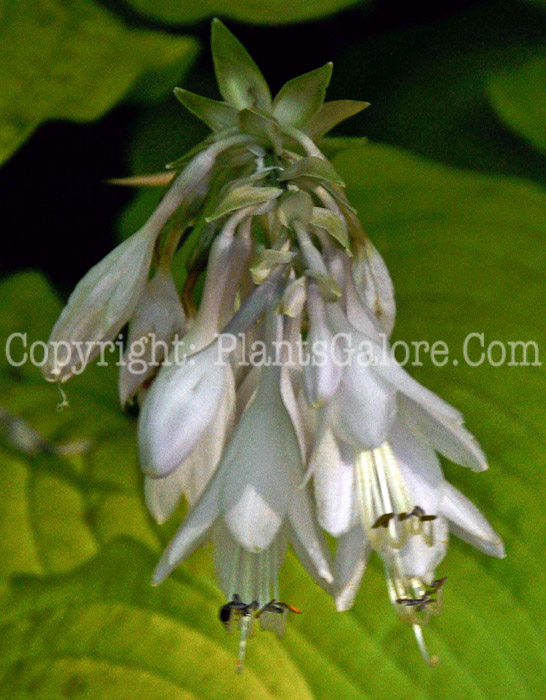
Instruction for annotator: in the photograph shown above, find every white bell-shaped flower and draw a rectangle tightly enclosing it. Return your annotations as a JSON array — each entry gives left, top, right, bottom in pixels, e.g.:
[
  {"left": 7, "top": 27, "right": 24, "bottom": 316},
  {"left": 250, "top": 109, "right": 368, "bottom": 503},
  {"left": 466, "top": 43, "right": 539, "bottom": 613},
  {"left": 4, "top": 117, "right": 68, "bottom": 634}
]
[
  {"left": 151, "top": 312, "right": 333, "bottom": 669},
  {"left": 332, "top": 417, "right": 504, "bottom": 664}
]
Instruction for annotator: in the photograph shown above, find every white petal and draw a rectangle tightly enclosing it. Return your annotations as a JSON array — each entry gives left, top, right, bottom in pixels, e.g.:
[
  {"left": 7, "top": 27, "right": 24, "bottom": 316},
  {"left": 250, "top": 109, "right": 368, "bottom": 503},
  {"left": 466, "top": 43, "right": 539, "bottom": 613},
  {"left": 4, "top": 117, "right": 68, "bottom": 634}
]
[
  {"left": 334, "top": 523, "right": 371, "bottom": 611},
  {"left": 235, "top": 365, "right": 260, "bottom": 421},
  {"left": 324, "top": 307, "right": 397, "bottom": 448},
  {"left": 441, "top": 482, "right": 505, "bottom": 558},
  {"left": 144, "top": 374, "right": 235, "bottom": 522},
  {"left": 379, "top": 361, "right": 463, "bottom": 422},
  {"left": 329, "top": 365, "right": 397, "bottom": 449},
  {"left": 45, "top": 226, "right": 156, "bottom": 382},
  {"left": 119, "top": 268, "right": 185, "bottom": 406},
  {"left": 152, "top": 473, "right": 222, "bottom": 584},
  {"left": 145, "top": 471, "right": 187, "bottom": 526},
  {"left": 303, "top": 284, "right": 342, "bottom": 407},
  {"left": 388, "top": 419, "right": 444, "bottom": 515},
  {"left": 325, "top": 247, "right": 348, "bottom": 291},
  {"left": 351, "top": 239, "right": 396, "bottom": 337},
  {"left": 312, "top": 430, "right": 356, "bottom": 536},
  {"left": 388, "top": 518, "right": 449, "bottom": 579},
  {"left": 218, "top": 233, "right": 252, "bottom": 329},
  {"left": 281, "top": 276, "right": 307, "bottom": 318},
  {"left": 398, "top": 395, "right": 488, "bottom": 472},
  {"left": 221, "top": 365, "right": 300, "bottom": 551},
  {"left": 327, "top": 305, "right": 462, "bottom": 425},
  {"left": 223, "top": 484, "right": 286, "bottom": 552},
  {"left": 184, "top": 225, "right": 240, "bottom": 347},
  {"left": 183, "top": 374, "right": 236, "bottom": 506},
  {"left": 345, "top": 278, "right": 384, "bottom": 338},
  {"left": 138, "top": 341, "right": 231, "bottom": 477},
  {"left": 287, "top": 486, "right": 334, "bottom": 588},
  {"left": 281, "top": 360, "right": 308, "bottom": 462}
]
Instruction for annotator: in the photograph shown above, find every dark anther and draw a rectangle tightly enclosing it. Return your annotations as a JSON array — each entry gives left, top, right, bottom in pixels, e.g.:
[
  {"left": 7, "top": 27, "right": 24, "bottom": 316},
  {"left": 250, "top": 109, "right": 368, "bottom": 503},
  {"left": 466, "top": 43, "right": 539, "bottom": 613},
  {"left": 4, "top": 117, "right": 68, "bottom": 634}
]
[
  {"left": 372, "top": 513, "right": 395, "bottom": 528},
  {"left": 219, "top": 594, "right": 259, "bottom": 626},
  {"left": 427, "top": 577, "right": 448, "bottom": 593},
  {"left": 398, "top": 506, "right": 424, "bottom": 521},
  {"left": 398, "top": 506, "right": 437, "bottom": 522},
  {"left": 396, "top": 595, "right": 436, "bottom": 612},
  {"left": 256, "top": 600, "right": 302, "bottom": 617}
]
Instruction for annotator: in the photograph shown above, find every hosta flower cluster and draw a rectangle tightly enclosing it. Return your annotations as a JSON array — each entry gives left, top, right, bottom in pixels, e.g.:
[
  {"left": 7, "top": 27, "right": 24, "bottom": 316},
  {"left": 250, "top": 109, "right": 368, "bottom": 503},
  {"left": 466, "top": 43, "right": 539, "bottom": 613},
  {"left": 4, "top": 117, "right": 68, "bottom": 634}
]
[{"left": 44, "top": 20, "right": 504, "bottom": 671}]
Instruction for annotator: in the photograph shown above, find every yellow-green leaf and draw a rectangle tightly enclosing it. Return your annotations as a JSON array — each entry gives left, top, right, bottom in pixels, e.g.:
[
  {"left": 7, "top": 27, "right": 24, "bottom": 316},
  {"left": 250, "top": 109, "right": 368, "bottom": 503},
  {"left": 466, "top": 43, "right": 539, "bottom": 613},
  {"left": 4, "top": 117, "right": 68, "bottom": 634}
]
[
  {"left": 0, "top": 0, "right": 199, "bottom": 166},
  {"left": 123, "top": 0, "right": 367, "bottom": 25}
]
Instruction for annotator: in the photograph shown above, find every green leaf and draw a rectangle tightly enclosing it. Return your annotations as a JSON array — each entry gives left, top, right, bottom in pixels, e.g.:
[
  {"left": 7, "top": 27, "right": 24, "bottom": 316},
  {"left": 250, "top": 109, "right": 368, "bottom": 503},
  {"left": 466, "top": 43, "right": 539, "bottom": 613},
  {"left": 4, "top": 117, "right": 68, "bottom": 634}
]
[
  {"left": 305, "top": 100, "right": 370, "bottom": 140},
  {"left": 273, "top": 64, "right": 333, "bottom": 129},
  {"left": 333, "top": 2, "right": 546, "bottom": 184},
  {"left": 122, "top": 0, "right": 367, "bottom": 25},
  {"left": 174, "top": 88, "right": 238, "bottom": 133},
  {"left": 211, "top": 19, "right": 272, "bottom": 113},
  {"left": 278, "top": 190, "right": 315, "bottom": 226},
  {"left": 487, "top": 56, "right": 546, "bottom": 156},
  {"left": 0, "top": 540, "right": 315, "bottom": 700},
  {"left": 0, "top": 0, "right": 198, "bottom": 166},
  {"left": 279, "top": 156, "right": 345, "bottom": 187},
  {"left": 207, "top": 184, "right": 283, "bottom": 221}
]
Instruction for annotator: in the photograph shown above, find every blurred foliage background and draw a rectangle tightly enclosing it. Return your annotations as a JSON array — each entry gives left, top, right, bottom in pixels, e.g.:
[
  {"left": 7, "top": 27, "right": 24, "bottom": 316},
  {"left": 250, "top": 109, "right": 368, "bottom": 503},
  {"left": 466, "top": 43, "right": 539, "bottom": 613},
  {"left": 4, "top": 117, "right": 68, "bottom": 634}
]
[{"left": 0, "top": 0, "right": 545, "bottom": 698}]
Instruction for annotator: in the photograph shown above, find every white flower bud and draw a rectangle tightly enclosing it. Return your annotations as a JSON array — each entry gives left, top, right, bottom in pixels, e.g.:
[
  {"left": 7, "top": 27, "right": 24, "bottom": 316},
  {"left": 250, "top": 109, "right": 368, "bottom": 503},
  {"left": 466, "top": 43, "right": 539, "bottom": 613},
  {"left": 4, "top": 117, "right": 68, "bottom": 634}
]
[{"left": 119, "top": 267, "right": 185, "bottom": 406}]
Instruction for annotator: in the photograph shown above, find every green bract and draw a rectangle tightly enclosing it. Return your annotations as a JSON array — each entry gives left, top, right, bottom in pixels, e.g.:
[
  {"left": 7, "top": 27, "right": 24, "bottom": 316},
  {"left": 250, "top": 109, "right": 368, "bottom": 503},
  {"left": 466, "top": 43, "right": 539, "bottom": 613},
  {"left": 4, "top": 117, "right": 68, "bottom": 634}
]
[{"left": 174, "top": 20, "right": 368, "bottom": 164}]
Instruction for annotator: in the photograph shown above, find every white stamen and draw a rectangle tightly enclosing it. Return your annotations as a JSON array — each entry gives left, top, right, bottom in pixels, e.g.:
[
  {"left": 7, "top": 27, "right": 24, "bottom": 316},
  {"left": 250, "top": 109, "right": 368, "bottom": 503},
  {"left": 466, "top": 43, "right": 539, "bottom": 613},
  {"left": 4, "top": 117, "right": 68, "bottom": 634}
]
[
  {"left": 356, "top": 445, "right": 417, "bottom": 548},
  {"left": 237, "top": 615, "right": 253, "bottom": 673},
  {"left": 412, "top": 624, "right": 439, "bottom": 667}
]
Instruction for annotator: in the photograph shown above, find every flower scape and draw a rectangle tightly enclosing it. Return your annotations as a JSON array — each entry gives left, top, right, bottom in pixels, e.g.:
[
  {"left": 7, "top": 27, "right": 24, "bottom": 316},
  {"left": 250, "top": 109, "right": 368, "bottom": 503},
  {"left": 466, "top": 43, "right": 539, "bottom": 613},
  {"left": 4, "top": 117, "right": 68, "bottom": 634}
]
[{"left": 43, "top": 20, "right": 504, "bottom": 672}]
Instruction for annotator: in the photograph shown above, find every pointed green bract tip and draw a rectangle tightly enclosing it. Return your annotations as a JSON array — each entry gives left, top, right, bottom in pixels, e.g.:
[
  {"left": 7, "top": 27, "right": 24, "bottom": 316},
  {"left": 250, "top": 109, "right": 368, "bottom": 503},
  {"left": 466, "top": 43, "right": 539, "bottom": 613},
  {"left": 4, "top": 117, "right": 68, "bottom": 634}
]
[
  {"left": 173, "top": 86, "right": 239, "bottom": 133},
  {"left": 211, "top": 19, "right": 272, "bottom": 113},
  {"left": 273, "top": 63, "right": 334, "bottom": 129}
]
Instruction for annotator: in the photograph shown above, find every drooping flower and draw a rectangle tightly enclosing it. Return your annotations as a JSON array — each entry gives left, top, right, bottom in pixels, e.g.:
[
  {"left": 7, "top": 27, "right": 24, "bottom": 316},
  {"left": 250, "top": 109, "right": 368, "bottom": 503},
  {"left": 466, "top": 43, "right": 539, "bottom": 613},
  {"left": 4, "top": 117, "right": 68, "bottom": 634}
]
[
  {"left": 313, "top": 412, "right": 504, "bottom": 664},
  {"left": 151, "top": 312, "right": 333, "bottom": 669},
  {"left": 43, "top": 132, "right": 247, "bottom": 382}
]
